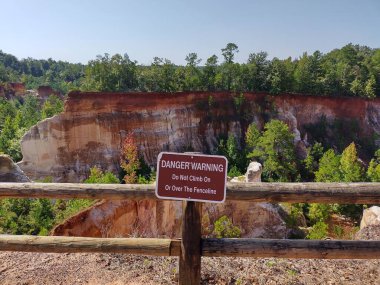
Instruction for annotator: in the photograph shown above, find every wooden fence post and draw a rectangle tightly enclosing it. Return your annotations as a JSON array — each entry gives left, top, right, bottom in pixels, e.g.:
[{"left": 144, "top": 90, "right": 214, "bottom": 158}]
[{"left": 179, "top": 201, "right": 201, "bottom": 285}]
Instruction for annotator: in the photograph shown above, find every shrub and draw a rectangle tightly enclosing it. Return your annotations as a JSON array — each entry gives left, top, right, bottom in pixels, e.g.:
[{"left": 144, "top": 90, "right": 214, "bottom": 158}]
[
  {"left": 307, "top": 221, "right": 328, "bottom": 240},
  {"left": 213, "top": 215, "right": 241, "bottom": 238}
]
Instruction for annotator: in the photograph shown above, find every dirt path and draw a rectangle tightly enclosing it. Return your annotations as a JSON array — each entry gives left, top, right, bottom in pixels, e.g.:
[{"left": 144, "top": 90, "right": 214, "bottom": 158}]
[{"left": 1, "top": 251, "right": 380, "bottom": 284}]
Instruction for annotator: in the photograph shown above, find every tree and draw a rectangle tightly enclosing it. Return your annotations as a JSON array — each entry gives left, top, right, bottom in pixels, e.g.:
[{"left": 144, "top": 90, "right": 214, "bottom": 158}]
[
  {"left": 217, "top": 134, "right": 246, "bottom": 174},
  {"left": 20, "top": 95, "right": 41, "bottom": 128},
  {"left": 248, "top": 120, "right": 297, "bottom": 182},
  {"left": 245, "top": 123, "right": 260, "bottom": 152},
  {"left": 120, "top": 132, "right": 140, "bottom": 183},
  {"left": 83, "top": 53, "right": 137, "bottom": 92},
  {"left": 339, "top": 142, "right": 364, "bottom": 182},
  {"left": 303, "top": 142, "right": 324, "bottom": 181},
  {"left": 41, "top": 95, "right": 64, "bottom": 119},
  {"left": 315, "top": 149, "right": 342, "bottom": 182},
  {"left": 201, "top": 55, "right": 218, "bottom": 91},
  {"left": 247, "top": 51, "right": 270, "bottom": 91},
  {"left": 367, "top": 149, "right": 380, "bottom": 182},
  {"left": 364, "top": 76, "right": 377, "bottom": 98},
  {"left": 221, "top": 43, "right": 239, "bottom": 64},
  {"left": 183, "top": 53, "right": 201, "bottom": 91}
]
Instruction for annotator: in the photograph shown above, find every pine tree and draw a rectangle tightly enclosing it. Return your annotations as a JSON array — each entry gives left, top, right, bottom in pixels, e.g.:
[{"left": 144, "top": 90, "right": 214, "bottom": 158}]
[
  {"left": 314, "top": 149, "right": 342, "bottom": 182},
  {"left": 340, "top": 142, "right": 364, "bottom": 182},
  {"left": 249, "top": 120, "right": 297, "bottom": 182},
  {"left": 367, "top": 150, "right": 380, "bottom": 182}
]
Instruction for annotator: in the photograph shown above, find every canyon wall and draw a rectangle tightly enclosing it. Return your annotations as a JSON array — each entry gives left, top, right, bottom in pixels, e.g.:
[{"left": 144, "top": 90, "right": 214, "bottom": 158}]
[{"left": 18, "top": 91, "right": 380, "bottom": 182}]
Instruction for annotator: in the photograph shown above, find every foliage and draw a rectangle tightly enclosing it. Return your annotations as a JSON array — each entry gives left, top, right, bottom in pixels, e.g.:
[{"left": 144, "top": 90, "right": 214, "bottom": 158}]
[
  {"left": 217, "top": 134, "right": 247, "bottom": 174},
  {"left": 303, "top": 142, "right": 324, "bottom": 181},
  {"left": 314, "top": 149, "right": 342, "bottom": 182},
  {"left": 367, "top": 149, "right": 380, "bottom": 181},
  {"left": 307, "top": 203, "right": 333, "bottom": 224},
  {"left": 245, "top": 123, "right": 260, "bottom": 152},
  {"left": 339, "top": 142, "right": 365, "bottom": 182},
  {"left": 283, "top": 203, "right": 306, "bottom": 228},
  {"left": 41, "top": 95, "right": 64, "bottom": 119},
  {"left": 248, "top": 120, "right": 297, "bottom": 182},
  {"left": 306, "top": 221, "right": 328, "bottom": 240},
  {"left": 213, "top": 215, "right": 241, "bottom": 238},
  {"left": 227, "top": 165, "right": 243, "bottom": 177},
  {"left": 0, "top": 95, "right": 64, "bottom": 161},
  {"left": 2, "top": 43, "right": 380, "bottom": 97},
  {"left": 83, "top": 53, "right": 137, "bottom": 92},
  {"left": 84, "top": 166, "right": 120, "bottom": 184},
  {"left": 120, "top": 132, "right": 140, "bottom": 184}
]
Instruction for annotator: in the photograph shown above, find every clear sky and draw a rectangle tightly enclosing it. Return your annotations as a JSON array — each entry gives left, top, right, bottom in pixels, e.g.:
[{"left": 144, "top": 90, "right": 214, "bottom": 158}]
[{"left": 1, "top": 0, "right": 379, "bottom": 65}]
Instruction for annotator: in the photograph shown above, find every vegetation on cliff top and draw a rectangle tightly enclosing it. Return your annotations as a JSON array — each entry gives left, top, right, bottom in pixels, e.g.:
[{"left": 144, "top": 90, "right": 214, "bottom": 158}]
[{"left": 1, "top": 43, "right": 380, "bottom": 98}]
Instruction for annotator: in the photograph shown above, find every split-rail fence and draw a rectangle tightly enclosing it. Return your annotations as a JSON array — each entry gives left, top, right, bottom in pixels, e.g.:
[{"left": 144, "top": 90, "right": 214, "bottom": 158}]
[{"left": 1, "top": 182, "right": 380, "bottom": 284}]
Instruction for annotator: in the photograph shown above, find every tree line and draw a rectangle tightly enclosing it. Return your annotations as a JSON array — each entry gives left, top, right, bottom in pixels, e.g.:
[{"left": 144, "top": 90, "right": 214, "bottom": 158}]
[{"left": 1, "top": 43, "right": 380, "bottom": 98}]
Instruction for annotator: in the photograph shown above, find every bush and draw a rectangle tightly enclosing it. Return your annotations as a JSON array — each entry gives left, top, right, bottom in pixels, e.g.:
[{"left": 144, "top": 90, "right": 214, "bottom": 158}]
[
  {"left": 213, "top": 215, "right": 241, "bottom": 238},
  {"left": 228, "top": 165, "right": 242, "bottom": 177},
  {"left": 307, "top": 221, "right": 328, "bottom": 240}
]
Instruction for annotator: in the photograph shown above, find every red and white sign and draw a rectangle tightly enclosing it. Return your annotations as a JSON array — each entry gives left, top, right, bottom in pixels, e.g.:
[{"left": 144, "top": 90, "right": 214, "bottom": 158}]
[{"left": 155, "top": 152, "right": 228, "bottom": 203}]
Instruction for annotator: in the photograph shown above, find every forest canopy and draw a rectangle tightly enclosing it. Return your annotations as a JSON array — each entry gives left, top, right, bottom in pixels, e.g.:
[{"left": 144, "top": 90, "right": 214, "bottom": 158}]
[{"left": 1, "top": 43, "right": 379, "bottom": 98}]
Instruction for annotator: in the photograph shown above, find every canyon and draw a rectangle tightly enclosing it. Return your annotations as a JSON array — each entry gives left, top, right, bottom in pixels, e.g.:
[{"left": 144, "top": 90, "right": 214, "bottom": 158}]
[
  {"left": 10, "top": 91, "right": 380, "bottom": 238},
  {"left": 18, "top": 91, "right": 380, "bottom": 182}
]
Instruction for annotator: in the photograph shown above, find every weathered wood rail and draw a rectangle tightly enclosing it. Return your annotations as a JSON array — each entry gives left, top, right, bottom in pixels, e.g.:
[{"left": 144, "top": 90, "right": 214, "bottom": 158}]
[
  {"left": 2, "top": 182, "right": 380, "bottom": 203},
  {"left": 1, "top": 235, "right": 380, "bottom": 259},
  {"left": 1, "top": 182, "right": 380, "bottom": 284}
]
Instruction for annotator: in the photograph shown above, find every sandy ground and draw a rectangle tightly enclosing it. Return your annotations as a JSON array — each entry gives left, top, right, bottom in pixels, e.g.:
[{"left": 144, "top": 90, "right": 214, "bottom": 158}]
[{"left": 1, "top": 251, "right": 380, "bottom": 285}]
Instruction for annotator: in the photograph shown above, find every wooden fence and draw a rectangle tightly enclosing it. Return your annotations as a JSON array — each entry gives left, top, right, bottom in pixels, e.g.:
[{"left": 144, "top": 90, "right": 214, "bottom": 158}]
[{"left": 1, "top": 182, "right": 380, "bottom": 284}]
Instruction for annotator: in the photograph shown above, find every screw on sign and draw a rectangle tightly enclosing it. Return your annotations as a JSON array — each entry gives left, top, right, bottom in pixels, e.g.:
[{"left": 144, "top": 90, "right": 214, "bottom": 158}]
[{"left": 155, "top": 152, "right": 228, "bottom": 203}]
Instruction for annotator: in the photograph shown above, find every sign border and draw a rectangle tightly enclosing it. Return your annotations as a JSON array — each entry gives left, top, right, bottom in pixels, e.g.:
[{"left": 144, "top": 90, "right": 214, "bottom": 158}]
[{"left": 155, "top": 152, "right": 228, "bottom": 203}]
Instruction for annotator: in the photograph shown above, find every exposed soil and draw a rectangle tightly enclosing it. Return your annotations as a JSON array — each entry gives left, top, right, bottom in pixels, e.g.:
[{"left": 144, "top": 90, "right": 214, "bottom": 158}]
[{"left": 1, "top": 251, "right": 380, "bottom": 285}]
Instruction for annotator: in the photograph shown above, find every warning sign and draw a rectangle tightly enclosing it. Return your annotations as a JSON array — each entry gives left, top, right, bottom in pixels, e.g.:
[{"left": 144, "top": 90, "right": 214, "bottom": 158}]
[{"left": 155, "top": 152, "right": 228, "bottom": 203}]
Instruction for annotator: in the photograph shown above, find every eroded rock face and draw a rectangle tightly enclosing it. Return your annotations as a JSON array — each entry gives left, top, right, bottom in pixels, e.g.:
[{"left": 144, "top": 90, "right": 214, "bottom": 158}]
[
  {"left": 52, "top": 199, "right": 288, "bottom": 239},
  {"left": 0, "top": 155, "right": 30, "bottom": 182},
  {"left": 18, "top": 92, "right": 380, "bottom": 182}
]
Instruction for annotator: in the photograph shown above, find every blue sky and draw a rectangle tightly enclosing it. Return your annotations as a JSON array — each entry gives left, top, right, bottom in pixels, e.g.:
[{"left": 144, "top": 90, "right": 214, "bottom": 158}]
[{"left": 1, "top": 0, "right": 379, "bottom": 65}]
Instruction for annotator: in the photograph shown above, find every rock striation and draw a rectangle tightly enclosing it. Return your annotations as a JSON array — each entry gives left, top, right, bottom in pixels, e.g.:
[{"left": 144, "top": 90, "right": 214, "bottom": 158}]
[{"left": 18, "top": 91, "right": 380, "bottom": 182}]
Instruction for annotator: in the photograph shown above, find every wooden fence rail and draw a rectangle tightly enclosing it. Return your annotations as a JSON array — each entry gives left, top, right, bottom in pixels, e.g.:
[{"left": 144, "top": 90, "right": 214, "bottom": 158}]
[
  {"left": 1, "top": 236, "right": 380, "bottom": 259},
  {"left": 2, "top": 182, "right": 380, "bottom": 203},
  {"left": 1, "top": 182, "right": 380, "bottom": 284}
]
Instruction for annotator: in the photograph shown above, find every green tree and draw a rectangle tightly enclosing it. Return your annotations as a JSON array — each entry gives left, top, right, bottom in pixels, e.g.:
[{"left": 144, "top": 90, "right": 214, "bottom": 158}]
[
  {"left": 364, "top": 76, "right": 377, "bottom": 98},
  {"left": 247, "top": 51, "right": 270, "bottom": 91},
  {"left": 83, "top": 53, "right": 137, "bottom": 92},
  {"left": 315, "top": 149, "right": 342, "bottom": 182},
  {"left": 41, "top": 95, "right": 64, "bottom": 119},
  {"left": 245, "top": 123, "right": 260, "bottom": 152},
  {"left": 20, "top": 95, "right": 41, "bottom": 128},
  {"left": 201, "top": 55, "right": 218, "bottom": 91},
  {"left": 221, "top": 43, "right": 239, "bottom": 64},
  {"left": 303, "top": 142, "right": 324, "bottom": 181},
  {"left": 367, "top": 149, "right": 380, "bottom": 181},
  {"left": 248, "top": 120, "right": 297, "bottom": 182},
  {"left": 340, "top": 142, "right": 364, "bottom": 182},
  {"left": 182, "top": 53, "right": 201, "bottom": 91},
  {"left": 220, "top": 43, "right": 240, "bottom": 91}
]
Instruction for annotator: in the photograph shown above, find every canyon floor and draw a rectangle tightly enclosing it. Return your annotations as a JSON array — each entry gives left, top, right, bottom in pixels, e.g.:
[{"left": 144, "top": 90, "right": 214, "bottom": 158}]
[{"left": 1, "top": 251, "right": 380, "bottom": 285}]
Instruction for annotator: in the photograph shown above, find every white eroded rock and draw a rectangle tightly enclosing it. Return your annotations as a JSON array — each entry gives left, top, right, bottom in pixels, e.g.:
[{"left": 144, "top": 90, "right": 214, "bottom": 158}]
[
  {"left": 360, "top": 206, "right": 380, "bottom": 229},
  {"left": 245, "top": 161, "right": 262, "bottom": 182}
]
